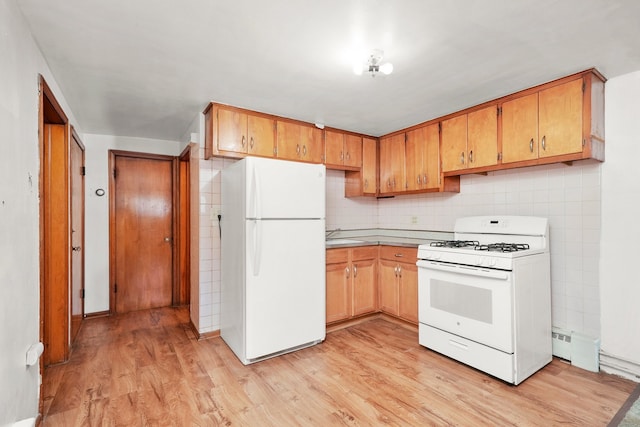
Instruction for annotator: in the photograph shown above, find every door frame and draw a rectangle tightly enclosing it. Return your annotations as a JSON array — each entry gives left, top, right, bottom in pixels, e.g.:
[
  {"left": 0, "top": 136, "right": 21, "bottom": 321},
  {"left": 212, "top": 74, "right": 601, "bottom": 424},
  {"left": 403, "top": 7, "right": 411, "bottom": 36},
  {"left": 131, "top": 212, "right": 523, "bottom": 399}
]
[
  {"left": 108, "top": 150, "right": 180, "bottom": 313},
  {"left": 70, "top": 126, "right": 85, "bottom": 341}
]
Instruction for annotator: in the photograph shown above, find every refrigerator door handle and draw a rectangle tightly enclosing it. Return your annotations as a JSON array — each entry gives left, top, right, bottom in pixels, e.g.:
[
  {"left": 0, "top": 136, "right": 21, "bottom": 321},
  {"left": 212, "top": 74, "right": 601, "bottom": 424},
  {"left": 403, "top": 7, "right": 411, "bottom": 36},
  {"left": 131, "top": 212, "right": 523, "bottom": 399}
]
[
  {"left": 252, "top": 220, "right": 263, "bottom": 276},
  {"left": 251, "top": 161, "right": 263, "bottom": 220}
]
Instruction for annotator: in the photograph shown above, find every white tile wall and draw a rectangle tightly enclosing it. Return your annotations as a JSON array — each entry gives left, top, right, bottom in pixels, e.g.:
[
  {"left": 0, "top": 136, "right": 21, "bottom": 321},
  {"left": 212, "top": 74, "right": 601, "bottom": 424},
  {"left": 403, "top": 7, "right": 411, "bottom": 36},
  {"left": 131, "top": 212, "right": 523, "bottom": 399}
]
[
  {"left": 199, "top": 161, "right": 602, "bottom": 339},
  {"left": 327, "top": 161, "right": 603, "bottom": 339}
]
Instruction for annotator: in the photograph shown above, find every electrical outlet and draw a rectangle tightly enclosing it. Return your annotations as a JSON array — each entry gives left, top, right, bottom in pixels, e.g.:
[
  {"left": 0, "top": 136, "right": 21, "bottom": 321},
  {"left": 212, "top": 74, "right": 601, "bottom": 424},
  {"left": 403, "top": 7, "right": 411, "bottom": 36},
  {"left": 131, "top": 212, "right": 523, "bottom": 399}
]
[{"left": 411, "top": 216, "right": 418, "bottom": 224}]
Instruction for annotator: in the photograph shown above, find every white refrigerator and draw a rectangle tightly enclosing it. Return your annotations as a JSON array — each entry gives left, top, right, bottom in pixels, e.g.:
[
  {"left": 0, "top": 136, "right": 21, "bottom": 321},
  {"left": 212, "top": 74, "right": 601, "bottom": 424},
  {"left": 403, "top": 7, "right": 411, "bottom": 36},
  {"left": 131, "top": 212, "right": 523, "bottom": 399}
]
[{"left": 220, "top": 156, "right": 326, "bottom": 364}]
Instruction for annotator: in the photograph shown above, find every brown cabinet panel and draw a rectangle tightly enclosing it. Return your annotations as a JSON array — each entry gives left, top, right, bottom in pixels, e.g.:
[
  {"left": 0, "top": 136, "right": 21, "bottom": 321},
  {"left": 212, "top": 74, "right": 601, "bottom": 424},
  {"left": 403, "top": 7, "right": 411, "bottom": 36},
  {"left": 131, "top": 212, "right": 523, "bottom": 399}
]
[
  {"left": 378, "top": 259, "right": 399, "bottom": 316},
  {"left": 344, "top": 134, "right": 362, "bottom": 168},
  {"left": 247, "top": 114, "right": 275, "bottom": 157},
  {"left": 326, "top": 261, "right": 351, "bottom": 323},
  {"left": 398, "top": 263, "right": 418, "bottom": 324},
  {"left": 362, "top": 137, "right": 377, "bottom": 195},
  {"left": 379, "top": 134, "right": 406, "bottom": 194},
  {"left": 217, "top": 108, "right": 247, "bottom": 153},
  {"left": 441, "top": 115, "right": 468, "bottom": 173},
  {"left": 277, "top": 121, "right": 324, "bottom": 163},
  {"left": 538, "top": 78, "right": 584, "bottom": 158},
  {"left": 467, "top": 105, "right": 498, "bottom": 168},
  {"left": 324, "top": 130, "right": 344, "bottom": 166},
  {"left": 502, "top": 92, "right": 539, "bottom": 163},
  {"left": 352, "top": 258, "right": 377, "bottom": 316},
  {"left": 406, "top": 123, "right": 440, "bottom": 191}
]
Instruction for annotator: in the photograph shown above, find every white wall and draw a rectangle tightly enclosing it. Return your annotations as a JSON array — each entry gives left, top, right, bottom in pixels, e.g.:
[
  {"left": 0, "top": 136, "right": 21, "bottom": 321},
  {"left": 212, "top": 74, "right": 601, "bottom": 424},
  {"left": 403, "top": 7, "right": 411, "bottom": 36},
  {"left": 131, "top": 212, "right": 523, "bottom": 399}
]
[
  {"left": 82, "top": 134, "right": 182, "bottom": 313},
  {"left": 600, "top": 70, "right": 640, "bottom": 369},
  {"left": 327, "top": 162, "right": 602, "bottom": 339},
  {"left": 0, "top": 0, "right": 80, "bottom": 423}
]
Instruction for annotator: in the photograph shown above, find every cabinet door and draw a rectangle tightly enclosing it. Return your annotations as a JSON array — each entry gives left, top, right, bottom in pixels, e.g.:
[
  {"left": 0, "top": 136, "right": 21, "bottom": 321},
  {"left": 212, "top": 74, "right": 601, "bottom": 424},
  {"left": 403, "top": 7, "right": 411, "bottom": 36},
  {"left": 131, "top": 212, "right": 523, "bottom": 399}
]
[
  {"left": 218, "top": 108, "right": 247, "bottom": 153},
  {"left": 326, "top": 261, "right": 351, "bottom": 323},
  {"left": 398, "top": 262, "right": 418, "bottom": 324},
  {"left": 441, "top": 115, "right": 467, "bottom": 172},
  {"left": 378, "top": 259, "right": 399, "bottom": 315},
  {"left": 501, "top": 93, "right": 539, "bottom": 164},
  {"left": 379, "top": 134, "right": 406, "bottom": 194},
  {"left": 467, "top": 105, "right": 498, "bottom": 168},
  {"left": 301, "top": 126, "right": 324, "bottom": 163},
  {"left": 352, "top": 257, "right": 377, "bottom": 316},
  {"left": 405, "top": 127, "right": 427, "bottom": 192},
  {"left": 538, "top": 78, "right": 583, "bottom": 158},
  {"left": 324, "top": 130, "right": 344, "bottom": 166},
  {"left": 362, "top": 137, "right": 377, "bottom": 195},
  {"left": 247, "top": 115, "right": 275, "bottom": 157},
  {"left": 423, "top": 123, "right": 441, "bottom": 190},
  {"left": 344, "top": 134, "right": 362, "bottom": 168}
]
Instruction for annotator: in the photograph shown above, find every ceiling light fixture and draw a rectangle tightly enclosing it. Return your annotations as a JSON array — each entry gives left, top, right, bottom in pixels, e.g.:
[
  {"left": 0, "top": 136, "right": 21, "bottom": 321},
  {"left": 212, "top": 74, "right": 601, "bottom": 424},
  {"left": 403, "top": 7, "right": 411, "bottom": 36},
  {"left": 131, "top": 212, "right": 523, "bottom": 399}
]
[{"left": 353, "top": 49, "right": 393, "bottom": 77}]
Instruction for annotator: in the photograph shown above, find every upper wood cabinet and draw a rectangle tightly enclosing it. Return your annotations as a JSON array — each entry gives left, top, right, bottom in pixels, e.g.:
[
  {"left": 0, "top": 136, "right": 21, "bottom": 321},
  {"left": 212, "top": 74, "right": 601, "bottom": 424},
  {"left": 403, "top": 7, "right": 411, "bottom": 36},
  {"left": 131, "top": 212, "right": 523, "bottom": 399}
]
[
  {"left": 203, "top": 103, "right": 275, "bottom": 159},
  {"left": 502, "top": 77, "right": 589, "bottom": 164},
  {"left": 325, "top": 130, "right": 362, "bottom": 170},
  {"left": 405, "top": 124, "right": 440, "bottom": 192},
  {"left": 276, "top": 120, "right": 324, "bottom": 163},
  {"left": 345, "top": 137, "right": 378, "bottom": 197},
  {"left": 379, "top": 133, "right": 406, "bottom": 194},
  {"left": 441, "top": 104, "right": 498, "bottom": 173}
]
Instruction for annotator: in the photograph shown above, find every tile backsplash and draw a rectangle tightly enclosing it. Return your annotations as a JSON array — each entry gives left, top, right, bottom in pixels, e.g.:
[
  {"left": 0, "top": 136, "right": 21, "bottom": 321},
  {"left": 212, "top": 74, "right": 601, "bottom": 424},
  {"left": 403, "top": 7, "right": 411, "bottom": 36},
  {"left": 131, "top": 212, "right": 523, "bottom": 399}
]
[{"left": 200, "top": 153, "right": 602, "bottom": 340}]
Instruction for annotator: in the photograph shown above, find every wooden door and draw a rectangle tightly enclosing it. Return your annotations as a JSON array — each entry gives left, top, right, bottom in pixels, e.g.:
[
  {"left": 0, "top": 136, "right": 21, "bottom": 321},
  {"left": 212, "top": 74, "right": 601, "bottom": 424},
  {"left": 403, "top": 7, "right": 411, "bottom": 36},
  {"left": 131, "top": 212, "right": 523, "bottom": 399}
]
[
  {"left": 70, "top": 130, "right": 85, "bottom": 343},
  {"left": 398, "top": 262, "right": 418, "bottom": 324},
  {"left": 538, "top": 78, "right": 584, "bottom": 158},
  {"left": 441, "top": 115, "right": 468, "bottom": 172},
  {"left": 247, "top": 114, "right": 275, "bottom": 157},
  {"left": 42, "top": 123, "right": 69, "bottom": 365},
  {"left": 326, "top": 261, "right": 350, "bottom": 324},
  {"left": 379, "top": 134, "right": 405, "bottom": 194},
  {"left": 352, "top": 257, "right": 377, "bottom": 316},
  {"left": 501, "top": 92, "right": 539, "bottom": 164},
  {"left": 378, "top": 259, "right": 399, "bottom": 315},
  {"left": 113, "top": 154, "right": 175, "bottom": 313},
  {"left": 324, "top": 130, "right": 344, "bottom": 166},
  {"left": 217, "top": 108, "right": 247, "bottom": 153},
  {"left": 362, "top": 137, "right": 377, "bottom": 195},
  {"left": 467, "top": 105, "right": 498, "bottom": 168},
  {"left": 344, "top": 134, "right": 362, "bottom": 168}
]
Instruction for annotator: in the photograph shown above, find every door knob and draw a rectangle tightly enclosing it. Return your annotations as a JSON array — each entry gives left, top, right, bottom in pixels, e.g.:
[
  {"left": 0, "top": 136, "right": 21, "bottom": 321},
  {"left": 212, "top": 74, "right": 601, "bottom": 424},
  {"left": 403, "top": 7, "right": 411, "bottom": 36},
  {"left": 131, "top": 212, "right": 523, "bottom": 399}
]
[
  {"left": 72, "top": 246, "right": 81, "bottom": 252},
  {"left": 164, "top": 237, "right": 172, "bottom": 243}
]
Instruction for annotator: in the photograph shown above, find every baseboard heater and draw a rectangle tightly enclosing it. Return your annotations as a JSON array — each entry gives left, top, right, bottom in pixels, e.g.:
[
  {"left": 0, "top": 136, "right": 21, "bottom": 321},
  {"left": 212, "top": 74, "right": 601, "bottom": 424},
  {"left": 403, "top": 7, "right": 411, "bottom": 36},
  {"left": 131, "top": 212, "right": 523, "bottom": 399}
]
[{"left": 552, "top": 327, "right": 600, "bottom": 372}]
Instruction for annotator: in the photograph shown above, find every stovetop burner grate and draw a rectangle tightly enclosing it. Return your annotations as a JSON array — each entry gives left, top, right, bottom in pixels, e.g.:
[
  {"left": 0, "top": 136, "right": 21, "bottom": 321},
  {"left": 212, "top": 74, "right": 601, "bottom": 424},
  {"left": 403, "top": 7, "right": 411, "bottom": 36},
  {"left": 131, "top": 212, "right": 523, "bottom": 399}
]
[
  {"left": 430, "top": 240, "right": 479, "bottom": 248},
  {"left": 474, "top": 243, "right": 530, "bottom": 252}
]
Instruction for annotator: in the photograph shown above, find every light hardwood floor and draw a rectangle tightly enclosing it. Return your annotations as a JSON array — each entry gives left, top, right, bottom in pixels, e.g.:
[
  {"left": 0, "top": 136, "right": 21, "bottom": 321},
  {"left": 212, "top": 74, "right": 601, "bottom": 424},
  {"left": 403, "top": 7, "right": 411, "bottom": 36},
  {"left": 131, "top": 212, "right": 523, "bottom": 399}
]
[{"left": 41, "top": 307, "right": 635, "bottom": 426}]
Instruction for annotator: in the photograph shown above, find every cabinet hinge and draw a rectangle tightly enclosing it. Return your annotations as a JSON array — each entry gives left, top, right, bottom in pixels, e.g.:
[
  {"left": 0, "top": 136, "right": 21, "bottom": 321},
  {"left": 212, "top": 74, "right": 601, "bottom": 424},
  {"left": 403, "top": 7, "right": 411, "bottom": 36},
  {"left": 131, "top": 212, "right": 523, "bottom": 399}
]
[
  {"left": 113, "top": 168, "right": 117, "bottom": 179},
  {"left": 404, "top": 134, "right": 408, "bottom": 143},
  {"left": 497, "top": 107, "right": 501, "bottom": 116},
  {"left": 81, "top": 289, "right": 85, "bottom": 299},
  {"left": 497, "top": 152, "right": 502, "bottom": 161},
  {"left": 114, "top": 283, "right": 117, "bottom": 293},
  {"left": 582, "top": 81, "right": 586, "bottom": 93},
  {"left": 81, "top": 166, "right": 86, "bottom": 176},
  {"left": 438, "top": 122, "right": 442, "bottom": 133},
  {"left": 583, "top": 138, "right": 586, "bottom": 147}
]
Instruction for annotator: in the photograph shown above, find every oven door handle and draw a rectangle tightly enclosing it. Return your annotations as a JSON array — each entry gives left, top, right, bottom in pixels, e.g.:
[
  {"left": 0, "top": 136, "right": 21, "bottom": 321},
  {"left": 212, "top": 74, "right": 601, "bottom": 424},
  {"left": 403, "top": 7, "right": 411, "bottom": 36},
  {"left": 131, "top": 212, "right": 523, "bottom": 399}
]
[{"left": 417, "top": 260, "right": 509, "bottom": 280}]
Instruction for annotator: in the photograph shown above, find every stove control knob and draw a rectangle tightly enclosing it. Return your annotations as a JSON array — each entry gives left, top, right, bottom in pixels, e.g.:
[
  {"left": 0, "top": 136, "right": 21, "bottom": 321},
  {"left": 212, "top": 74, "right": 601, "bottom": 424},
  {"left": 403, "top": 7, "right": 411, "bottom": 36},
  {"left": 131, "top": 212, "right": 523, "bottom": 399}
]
[
  {"left": 487, "top": 258, "right": 497, "bottom": 267},
  {"left": 474, "top": 257, "right": 483, "bottom": 266}
]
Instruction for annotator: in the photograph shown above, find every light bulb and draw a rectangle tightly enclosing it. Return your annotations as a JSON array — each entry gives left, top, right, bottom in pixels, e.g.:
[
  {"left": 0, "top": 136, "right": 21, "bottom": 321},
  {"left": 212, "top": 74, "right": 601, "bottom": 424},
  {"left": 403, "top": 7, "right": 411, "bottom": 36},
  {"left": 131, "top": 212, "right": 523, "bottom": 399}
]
[{"left": 380, "top": 62, "right": 394, "bottom": 75}]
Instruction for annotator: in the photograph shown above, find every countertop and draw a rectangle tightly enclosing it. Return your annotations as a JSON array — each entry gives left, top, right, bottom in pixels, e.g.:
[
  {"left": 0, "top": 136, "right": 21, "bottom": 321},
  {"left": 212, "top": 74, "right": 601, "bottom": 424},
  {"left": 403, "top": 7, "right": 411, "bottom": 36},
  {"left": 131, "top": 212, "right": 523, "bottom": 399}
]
[{"left": 325, "top": 228, "right": 453, "bottom": 249}]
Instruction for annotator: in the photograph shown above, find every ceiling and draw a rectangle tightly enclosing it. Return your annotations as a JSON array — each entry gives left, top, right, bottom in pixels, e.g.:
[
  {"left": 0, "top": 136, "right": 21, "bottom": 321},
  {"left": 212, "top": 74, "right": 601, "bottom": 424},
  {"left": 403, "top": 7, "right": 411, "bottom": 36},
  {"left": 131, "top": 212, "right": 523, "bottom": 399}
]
[{"left": 17, "top": 0, "right": 640, "bottom": 142}]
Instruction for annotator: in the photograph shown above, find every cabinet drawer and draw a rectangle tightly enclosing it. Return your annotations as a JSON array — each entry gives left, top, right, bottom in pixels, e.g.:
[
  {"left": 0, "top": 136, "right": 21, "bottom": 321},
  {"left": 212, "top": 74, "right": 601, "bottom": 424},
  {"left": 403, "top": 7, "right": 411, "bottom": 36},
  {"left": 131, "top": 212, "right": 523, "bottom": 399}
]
[
  {"left": 326, "top": 248, "right": 349, "bottom": 264},
  {"left": 379, "top": 246, "right": 417, "bottom": 263},
  {"left": 352, "top": 246, "right": 378, "bottom": 261}
]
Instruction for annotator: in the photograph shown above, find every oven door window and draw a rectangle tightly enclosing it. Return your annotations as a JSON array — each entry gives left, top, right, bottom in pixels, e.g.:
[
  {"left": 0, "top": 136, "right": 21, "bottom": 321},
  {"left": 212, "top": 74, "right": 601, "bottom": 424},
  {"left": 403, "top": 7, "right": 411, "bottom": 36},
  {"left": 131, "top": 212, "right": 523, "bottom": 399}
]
[{"left": 418, "top": 263, "right": 513, "bottom": 353}]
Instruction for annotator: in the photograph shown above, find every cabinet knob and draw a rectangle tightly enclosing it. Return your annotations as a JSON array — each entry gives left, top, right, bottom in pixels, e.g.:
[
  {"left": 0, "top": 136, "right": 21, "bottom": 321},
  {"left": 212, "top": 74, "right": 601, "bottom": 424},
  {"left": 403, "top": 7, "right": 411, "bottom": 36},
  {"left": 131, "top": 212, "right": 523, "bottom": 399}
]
[
  {"left": 529, "top": 138, "right": 534, "bottom": 153},
  {"left": 469, "top": 150, "right": 474, "bottom": 163},
  {"left": 296, "top": 144, "right": 301, "bottom": 155},
  {"left": 242, "top": 136, "right": 246, "bottom": 148},
  {"left": 460, "top": 152, "right": 465, "bottom": 164},
  {"left": 541, "top": 135, "right": 546, "bottom": 151},
  {"left": 345, "top": 267, "right": 350, "bottom": 278},
  {"left": 250, "top": 137, "right": 254, "bottom": 149},
  {"left": 340, "top": 151, "right": 344, "bottom": 161},
  {"left": 302, "top": 145, "right": 307, "bottom": 156},
  {"left": 353, "top": 265, "right": 358, "bottom": 278},
  {"left": 417, "top": 176, "right": 421, "bottom": 185},
  {"left": 423, "top": 174, "right": 428, "bottom": 184}
]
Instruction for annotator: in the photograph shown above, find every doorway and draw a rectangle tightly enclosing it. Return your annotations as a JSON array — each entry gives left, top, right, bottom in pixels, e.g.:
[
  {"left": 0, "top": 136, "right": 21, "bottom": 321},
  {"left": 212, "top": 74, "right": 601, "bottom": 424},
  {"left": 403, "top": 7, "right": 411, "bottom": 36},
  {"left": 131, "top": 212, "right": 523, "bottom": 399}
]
[{"left": 109, "top": 151, "right": 178, "bottom": 313}]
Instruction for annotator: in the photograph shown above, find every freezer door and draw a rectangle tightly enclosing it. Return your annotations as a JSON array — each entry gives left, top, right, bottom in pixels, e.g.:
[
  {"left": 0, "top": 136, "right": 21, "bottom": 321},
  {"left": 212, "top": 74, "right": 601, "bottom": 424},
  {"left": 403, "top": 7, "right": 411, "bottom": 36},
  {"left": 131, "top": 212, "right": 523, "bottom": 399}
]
[
  {"left": 245, "top": 218, "right": 326, "bottom": 360},
  {"left": 246, "top": 157, "right": 325, "bottom": 219}
]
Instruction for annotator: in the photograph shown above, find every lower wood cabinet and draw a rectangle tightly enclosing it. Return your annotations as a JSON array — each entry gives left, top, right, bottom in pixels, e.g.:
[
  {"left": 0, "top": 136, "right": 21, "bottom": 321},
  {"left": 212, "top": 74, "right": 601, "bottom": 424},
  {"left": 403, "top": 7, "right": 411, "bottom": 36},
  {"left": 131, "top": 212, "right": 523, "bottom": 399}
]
[
  {"left": 326, "top": 246, "right": 378, "bottom": 324},
  {"left": 378, "top": 246, "right": 418, "bottom": 324}
]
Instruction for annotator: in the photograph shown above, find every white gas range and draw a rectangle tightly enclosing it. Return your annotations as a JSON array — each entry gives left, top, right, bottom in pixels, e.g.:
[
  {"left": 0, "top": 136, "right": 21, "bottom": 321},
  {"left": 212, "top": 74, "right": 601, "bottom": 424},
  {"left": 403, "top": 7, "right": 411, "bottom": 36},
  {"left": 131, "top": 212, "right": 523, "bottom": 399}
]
[{"left": 416, "top": 216, "right": 552, "bottom": 385}]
